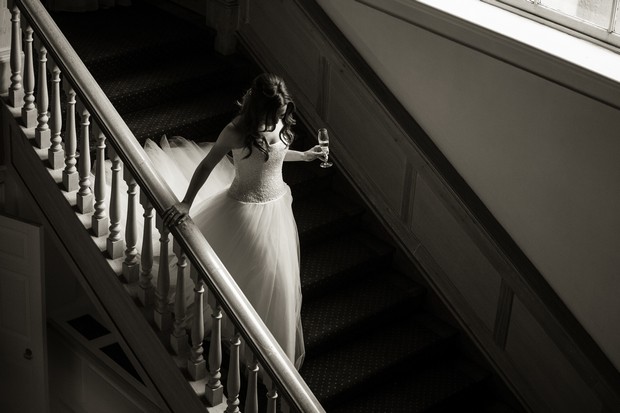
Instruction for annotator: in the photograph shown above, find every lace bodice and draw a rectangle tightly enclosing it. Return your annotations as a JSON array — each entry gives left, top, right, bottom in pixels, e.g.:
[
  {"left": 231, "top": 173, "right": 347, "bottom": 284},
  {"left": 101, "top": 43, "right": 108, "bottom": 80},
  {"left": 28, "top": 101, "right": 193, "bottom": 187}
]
[{"left": 227, "top": 139, "right": 288, "bottom": 203}]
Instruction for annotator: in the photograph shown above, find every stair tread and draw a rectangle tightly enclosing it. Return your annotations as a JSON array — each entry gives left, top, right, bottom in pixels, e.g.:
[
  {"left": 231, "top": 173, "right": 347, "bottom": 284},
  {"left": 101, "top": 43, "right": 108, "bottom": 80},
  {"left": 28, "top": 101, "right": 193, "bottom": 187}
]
[
  {"left": 300, "top": 231, "right": 393, "bottom": 293},
  {"left": 300, "top": 313, "right": 458, "bottom": 403},
  {"left": 121, "top": 90, "right": 240, "bottom": 141},
  {"left": 329, "top": 357, "right": 489, "bottom": 413},
  {"left": 293, "top": 190, "right": 364, "bottom": 240},
  {"left": 52, "top": 3, "right": 210, "bottom": 68},
  {"left": 97, "top": 52, "right": 248, "bottom": 103},
  {"left": 301, "top": 271, "right": 425, "bottom": 351}
]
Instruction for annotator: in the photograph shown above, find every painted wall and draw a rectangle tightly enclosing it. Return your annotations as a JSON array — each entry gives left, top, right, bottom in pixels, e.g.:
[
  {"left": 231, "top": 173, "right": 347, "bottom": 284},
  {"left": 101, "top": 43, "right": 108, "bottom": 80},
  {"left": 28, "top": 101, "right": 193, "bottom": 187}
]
[
  {"left": 315, "top": 0, "right": 620, "bottom": 370},
  {"left": 0, "top": 169, "right": 158, "bottom": 412}
]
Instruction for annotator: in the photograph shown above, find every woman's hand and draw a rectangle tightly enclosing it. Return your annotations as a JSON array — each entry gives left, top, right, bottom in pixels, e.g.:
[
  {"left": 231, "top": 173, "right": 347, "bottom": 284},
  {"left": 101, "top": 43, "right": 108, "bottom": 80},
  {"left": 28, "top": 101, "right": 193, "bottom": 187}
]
[
  {"left": 163, "top": 201, "right": 190, "bottom": 228},
  {"left": 304, "top": 145, "right": 325, "bottom": 162}
]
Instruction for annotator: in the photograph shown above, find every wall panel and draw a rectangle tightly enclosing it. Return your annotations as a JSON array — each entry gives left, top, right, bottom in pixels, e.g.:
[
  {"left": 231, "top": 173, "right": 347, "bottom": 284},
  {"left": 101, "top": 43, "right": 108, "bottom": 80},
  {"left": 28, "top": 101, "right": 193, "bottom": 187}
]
[
  {"left": 506, "top": 297, "right": 601, "bottom": 413},
  {"left": 411, "top": 173, "right": 501, "bottom": 331},
  {"left": 249, "top": 1, "right": 321, "bottom": 110},
  {"left": 328, "top": 65, "right": 408, "bottom": 215}
]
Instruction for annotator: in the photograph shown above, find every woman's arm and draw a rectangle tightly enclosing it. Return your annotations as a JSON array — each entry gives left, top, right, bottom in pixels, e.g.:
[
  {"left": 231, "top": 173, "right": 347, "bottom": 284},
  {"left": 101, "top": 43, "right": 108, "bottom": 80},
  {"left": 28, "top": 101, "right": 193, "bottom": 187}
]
[
  {"left": 163, "top": 124, "right": 241, "bottom": 226},
  {"left": 284, "top": 145, "right": 324, "bottom": 162}
]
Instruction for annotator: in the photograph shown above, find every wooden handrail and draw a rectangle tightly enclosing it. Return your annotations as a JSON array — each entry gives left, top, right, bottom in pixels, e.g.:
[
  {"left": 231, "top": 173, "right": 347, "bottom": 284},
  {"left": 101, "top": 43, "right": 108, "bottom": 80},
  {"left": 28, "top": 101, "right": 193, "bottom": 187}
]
[
  {"left": 2, "top": 101, "right": 205, "bottom": 412},
  {"left": 12, "top": 0, "right": 323, "bottom": 411}
]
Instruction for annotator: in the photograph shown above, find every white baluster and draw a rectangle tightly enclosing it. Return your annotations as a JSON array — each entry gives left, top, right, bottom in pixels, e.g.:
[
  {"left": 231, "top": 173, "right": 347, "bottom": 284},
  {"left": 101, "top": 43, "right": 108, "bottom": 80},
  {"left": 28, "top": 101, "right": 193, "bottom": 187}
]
[
  {"left": 91, "top": 123, "right": 108, "bottom": 236},
  {"left": 187, "top": 266, "right": 206, "bottom": 380},
  {"left": 138, "top": 193, "right": 155, "bottom": 307},
  {"left": 106, "top": 147, "right": 124, "bottom": 259},
  {"left": 8, "top": 3, "right": 24, "bottom": 108},
  {"left": 122, "top": 169, "right": 139, "bottom": 282},
  {"left": 265, "top": 377, "right": 278, "bottom": 413},
  {"left": 48, "top": 59, "right": 64, "bottom": 170},
  {"left": 226, "top": 331, "right": 241, "bottom": 413},
  {"left": 154, "top": 216, "right": 172, "bottom": 331},
  {"left": 245, "top": 352, "right": 259, "bottom": 413},
  {"left": 170, "top": 239, "right": 188, "bottom": 354},
  {"left": 20, "top": 22, "right": 36, "bottom": 128},
  {"left": 62, "top": 86, "right": 79, "bottom": 192},
  {"left": 34, "top": 40, "right": 50, "bottom": 149},
  {"left": 77, "top": 104, "right": 93, "bottom": 213},
  {"left": 205, "top": 295, "right": 223, "bottom": 406}
]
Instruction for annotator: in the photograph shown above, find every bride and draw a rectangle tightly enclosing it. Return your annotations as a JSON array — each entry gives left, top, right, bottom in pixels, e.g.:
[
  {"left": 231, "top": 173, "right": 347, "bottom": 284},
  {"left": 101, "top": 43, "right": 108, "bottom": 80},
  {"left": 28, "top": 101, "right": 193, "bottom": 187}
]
[{"left": 158, "top": 73, "right": 323, "bottom": 369}]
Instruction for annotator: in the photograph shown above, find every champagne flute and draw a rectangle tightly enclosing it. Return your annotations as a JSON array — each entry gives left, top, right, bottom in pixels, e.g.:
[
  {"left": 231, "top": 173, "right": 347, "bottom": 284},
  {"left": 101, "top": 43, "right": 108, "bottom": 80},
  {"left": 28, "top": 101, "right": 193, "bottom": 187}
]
[{"left": 317, "top": 128, "right": 333, "bottom": 168}]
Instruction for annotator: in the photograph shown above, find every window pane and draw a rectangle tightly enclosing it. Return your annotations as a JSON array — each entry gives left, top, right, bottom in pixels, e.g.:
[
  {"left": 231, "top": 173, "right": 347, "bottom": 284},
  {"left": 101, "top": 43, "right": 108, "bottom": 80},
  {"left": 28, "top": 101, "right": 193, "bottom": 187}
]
[{"left": 541, "top": 0, "right": 614, "bottom": 28}]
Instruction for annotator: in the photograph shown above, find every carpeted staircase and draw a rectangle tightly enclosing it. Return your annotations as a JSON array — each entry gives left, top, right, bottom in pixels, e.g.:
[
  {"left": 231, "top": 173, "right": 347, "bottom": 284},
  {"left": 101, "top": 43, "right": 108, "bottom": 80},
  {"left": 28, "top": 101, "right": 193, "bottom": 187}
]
[{"left": 50, "top": 2, "right": 520, "bottom": 412}]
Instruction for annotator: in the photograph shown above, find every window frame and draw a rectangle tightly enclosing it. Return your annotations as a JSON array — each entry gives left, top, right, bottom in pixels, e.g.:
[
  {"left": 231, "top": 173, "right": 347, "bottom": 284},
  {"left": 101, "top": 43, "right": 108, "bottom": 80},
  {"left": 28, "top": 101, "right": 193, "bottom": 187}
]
[{"left": 483, "top": 0, "right": 620, "bottom": 51}]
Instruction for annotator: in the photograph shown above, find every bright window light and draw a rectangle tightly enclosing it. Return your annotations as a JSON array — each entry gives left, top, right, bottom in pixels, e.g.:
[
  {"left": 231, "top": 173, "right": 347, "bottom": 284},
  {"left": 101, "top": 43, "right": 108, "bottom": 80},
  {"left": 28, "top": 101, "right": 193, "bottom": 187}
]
[{"left": 485, "top": 0, "right": 620, "bottom": 49}]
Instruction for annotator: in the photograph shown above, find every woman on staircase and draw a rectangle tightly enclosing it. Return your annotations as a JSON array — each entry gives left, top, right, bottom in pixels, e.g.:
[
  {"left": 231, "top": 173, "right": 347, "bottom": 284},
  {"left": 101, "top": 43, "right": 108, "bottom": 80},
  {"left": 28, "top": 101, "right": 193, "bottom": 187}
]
[{"left": 158, "top": 73, "right": 324, "bottom": 369}]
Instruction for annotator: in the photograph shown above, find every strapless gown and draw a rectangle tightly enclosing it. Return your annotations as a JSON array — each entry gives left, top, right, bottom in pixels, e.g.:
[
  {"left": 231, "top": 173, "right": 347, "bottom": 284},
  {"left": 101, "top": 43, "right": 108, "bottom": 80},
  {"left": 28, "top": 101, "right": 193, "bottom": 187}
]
[{"left": 143, "top": 135, "right": 305, "bottom": 369}]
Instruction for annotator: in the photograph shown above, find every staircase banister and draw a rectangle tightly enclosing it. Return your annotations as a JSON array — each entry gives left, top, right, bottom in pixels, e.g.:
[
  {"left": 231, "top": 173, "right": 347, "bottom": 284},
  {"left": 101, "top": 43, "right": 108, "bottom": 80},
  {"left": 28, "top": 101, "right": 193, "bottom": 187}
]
[
  {"left": 2, "top": 101, "right": 206, "bottom": 413},
  {"left": 13, "top": 1, "right": 324, "bottom": 411},
  {"left": 171, "top": 219, "right": 324, "bottom": 413},
  {"left": 13, "top": 0, "right": 177, "bottom": 216}
]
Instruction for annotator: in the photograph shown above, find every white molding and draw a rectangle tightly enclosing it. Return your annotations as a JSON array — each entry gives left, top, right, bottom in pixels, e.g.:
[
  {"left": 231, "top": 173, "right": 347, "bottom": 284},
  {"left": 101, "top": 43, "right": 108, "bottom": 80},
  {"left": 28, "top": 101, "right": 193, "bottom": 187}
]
[{"left": 356, "top": 0, "right": 620, "bottom": 110}]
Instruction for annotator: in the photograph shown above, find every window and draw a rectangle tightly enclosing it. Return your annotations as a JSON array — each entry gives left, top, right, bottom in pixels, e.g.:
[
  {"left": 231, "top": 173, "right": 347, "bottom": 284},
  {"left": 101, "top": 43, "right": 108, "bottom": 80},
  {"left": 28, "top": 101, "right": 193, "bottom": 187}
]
[{"left": 486, "top": 0, "right": 620, "bottom": 49}]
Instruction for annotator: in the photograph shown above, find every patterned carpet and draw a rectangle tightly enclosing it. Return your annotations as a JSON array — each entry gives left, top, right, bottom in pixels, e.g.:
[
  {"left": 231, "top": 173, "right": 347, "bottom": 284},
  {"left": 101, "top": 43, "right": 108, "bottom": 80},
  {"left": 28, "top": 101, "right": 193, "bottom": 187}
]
[{"left": 51, "top": 1, "right": 520, "bottom": 412}]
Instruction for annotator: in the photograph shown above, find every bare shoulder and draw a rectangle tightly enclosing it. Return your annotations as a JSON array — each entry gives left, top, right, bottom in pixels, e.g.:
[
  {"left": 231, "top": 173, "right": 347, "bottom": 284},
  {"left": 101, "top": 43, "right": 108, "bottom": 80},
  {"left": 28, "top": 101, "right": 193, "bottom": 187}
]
[{"left": 217, "top": 119, "right": 245, "bottom": 149}]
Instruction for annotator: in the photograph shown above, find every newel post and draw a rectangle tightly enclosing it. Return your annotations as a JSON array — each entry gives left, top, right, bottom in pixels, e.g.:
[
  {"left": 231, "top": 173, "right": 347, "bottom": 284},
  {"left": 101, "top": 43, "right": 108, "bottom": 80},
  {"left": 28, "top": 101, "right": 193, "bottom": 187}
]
[{"left": 206, "top": 0, "right": 239, "bottom": 55}]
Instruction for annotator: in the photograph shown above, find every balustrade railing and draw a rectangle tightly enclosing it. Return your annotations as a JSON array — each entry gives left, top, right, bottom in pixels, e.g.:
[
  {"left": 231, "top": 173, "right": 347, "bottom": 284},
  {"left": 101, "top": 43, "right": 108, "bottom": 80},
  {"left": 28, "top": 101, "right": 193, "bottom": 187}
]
[{"left": 3, "top": 1, "right": 323, "bottom": 412}]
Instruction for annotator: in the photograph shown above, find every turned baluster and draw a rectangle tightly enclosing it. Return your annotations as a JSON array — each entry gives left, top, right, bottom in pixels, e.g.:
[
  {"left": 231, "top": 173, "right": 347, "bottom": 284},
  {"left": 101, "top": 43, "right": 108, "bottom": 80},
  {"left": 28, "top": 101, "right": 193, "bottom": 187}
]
[
  {"left": 106, "top": 147, "right": 124, "bottom": 259},
  {"left": 122, "top": 170, "right": 139, "bottom": 282},
  {"left": 138, "top": 193, "right": 155, "bottom": 306},
  {"left": 34, "top": 41, "right": 50, "bottom": 149},
  {"left": 62, "top": 86, "right": 79, "bottom": 192},
  {"left": 8, "top": 3, "right": 24, "bottom": 108},
  {"left": 154, "top": 216, "right": 172, "bottom": 331},
  {"left": 265, "top": 377, "right": 278, "bottom": 413},
  {"left": 20, "top": 22, "right": 36, "bottom": 127},
  {"left": 76, "top": 104, "right": 93, "bottom": 213},
  {"left": 48, "top": 60, "right": 64, "bottom": 169},
  {"left": 91, "top": 124, "right": 108, "bottom": 236},
  {"left": 170, "top": 240, "right": 188, "bottom": 354},
  {"left": 187, "top": 265, "right": 206, "bottom": 380},
  {"left": 205, "top": 295, "right": 223, "bottom": 406},
  {"left": 245, "top": 352, "right": 259, "bottom": 413},
  {"left": 226, "top": 331, "right": 241, "bottom": 413}
]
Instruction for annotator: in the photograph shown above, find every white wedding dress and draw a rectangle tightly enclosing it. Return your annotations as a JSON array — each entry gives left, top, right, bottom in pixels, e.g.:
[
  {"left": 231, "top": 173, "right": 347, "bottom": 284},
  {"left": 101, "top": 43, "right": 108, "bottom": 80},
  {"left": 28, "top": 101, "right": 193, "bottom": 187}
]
[{"left": 143, "top": 134, "right": 305, "bottom": 369}]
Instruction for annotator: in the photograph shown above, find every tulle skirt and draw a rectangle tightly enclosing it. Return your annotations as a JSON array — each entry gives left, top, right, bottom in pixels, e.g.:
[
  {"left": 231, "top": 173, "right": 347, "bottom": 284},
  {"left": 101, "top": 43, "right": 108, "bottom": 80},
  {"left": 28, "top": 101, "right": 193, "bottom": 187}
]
[{"left": 143, "top": 136, "right": 305, "bottom": 369}]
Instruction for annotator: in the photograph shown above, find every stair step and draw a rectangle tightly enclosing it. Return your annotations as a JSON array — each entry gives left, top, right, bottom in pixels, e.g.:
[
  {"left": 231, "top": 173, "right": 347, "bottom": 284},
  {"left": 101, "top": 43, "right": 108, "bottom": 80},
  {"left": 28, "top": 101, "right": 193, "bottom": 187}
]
[
  {"left": 329, "top": 357, "right": 490, "bottom": 413},
  {"left": 97, "top": 52, "right": 253, "bottom": 115},
  {"left": 121, "top": 90, "right": 241, "bottom": 143},
  {"left": 300, "top": 313, "right": 458, "bottom": 406},
  {"left": 300, "top": 231, "right": 393, "bottom": 296},
  {"left": 294, "top": 190, "right": 364, "bottom": 244},
  {"left": 52, "top": 3, "right": 213, "bottom": 80},
  {"left": 301, "top": 271, "right": 426, "bottom": 352}
]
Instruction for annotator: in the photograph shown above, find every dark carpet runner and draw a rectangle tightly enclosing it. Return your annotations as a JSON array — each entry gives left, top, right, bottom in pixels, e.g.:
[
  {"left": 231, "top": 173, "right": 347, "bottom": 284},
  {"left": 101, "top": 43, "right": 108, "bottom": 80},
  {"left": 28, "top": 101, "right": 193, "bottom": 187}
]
[{"left": 50, "top": 2, "right": 519, "bottom": 411}]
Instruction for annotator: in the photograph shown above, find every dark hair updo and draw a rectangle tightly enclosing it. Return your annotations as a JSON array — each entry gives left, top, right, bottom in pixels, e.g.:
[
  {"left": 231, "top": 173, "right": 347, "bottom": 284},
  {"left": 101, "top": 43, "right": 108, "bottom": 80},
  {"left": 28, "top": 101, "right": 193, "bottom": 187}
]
[{"left": 236, "top": 73, "right": 296, "bottom": 160}]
